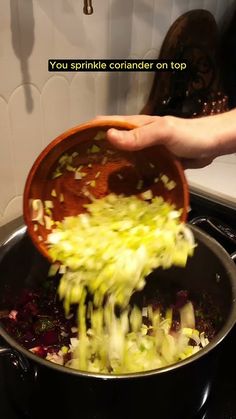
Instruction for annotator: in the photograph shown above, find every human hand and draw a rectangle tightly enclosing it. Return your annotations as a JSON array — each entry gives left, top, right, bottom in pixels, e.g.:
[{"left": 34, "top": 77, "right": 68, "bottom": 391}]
[{"left": 96, "top": 114, "right": 224, "bottom": 169}]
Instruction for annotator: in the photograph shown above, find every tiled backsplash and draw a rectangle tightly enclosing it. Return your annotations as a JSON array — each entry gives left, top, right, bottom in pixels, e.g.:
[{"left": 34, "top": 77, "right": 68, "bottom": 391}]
[{"left": 0, "top": 0, "right": 234, "bottom": 225}]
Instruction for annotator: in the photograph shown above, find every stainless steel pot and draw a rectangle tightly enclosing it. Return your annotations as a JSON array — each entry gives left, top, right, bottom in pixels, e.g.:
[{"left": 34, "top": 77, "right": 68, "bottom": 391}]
[{"left": 0, "top": 223, "right": 236, "bottom": 419}]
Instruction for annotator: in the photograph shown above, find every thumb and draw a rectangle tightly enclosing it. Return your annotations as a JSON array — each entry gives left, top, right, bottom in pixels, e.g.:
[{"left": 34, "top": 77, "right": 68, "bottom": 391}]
[{"left": 107, "top": 119, "right": 168, "bottom": 151}]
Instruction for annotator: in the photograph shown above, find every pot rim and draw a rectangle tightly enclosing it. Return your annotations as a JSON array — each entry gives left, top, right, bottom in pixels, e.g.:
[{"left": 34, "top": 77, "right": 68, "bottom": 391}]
[{"left": 0, "top": 224, "right": 236, "bottom": 379}]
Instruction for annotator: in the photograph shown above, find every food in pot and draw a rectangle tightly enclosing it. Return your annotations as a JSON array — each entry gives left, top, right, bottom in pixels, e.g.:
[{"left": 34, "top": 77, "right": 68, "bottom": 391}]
[
  {"left": 1, "top": 281, "right": 216, "bottom": 373},
  {"left": 3, "top": 193, "right": 215, "bottom": 373}
]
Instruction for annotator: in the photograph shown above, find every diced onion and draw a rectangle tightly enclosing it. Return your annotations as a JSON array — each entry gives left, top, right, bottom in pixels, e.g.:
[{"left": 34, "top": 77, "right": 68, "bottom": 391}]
[{"left": 180, "top": 302, "right": 195, "bottom": 329}]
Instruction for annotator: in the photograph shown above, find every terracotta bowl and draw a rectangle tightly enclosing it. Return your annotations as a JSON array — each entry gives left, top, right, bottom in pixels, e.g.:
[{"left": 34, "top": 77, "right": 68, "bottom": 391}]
[{"left": 23, "top": 120, "right": 189, "bottom": 260}]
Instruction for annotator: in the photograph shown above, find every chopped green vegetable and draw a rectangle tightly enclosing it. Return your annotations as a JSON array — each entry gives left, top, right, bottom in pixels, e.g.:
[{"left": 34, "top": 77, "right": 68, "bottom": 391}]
[
  {"left": 72, "top": 152, "right": 79, "bottom": 158},
  {"left": 34, "top": 317, "right": 55, "bottom": 333},
  {"left": 160, "top": 174, "right": 176, "bottom": 191},
  {"left": 66, "top": 164, "right": 76, "bottom": 172},
  {"left": 44, "top": 200, "right": 54, "bottom": 209},
  {"left": 51, "top": 189, "right": 57, "bottom": 198},
  {"left": 45, "top": 208, "right": 52, "bottom": 216},
  {"left": 141, "top": 190, "right": 153, "bottom": 200},
  {"left": 87, "top": 145, "right": 101, "bottom": 154},
  {"left": 52, "top": 152, "right": 78, "bottom": 179},
  {"left": 136, "top": 180, "right": 143, "bottom": 190},
  {"left": 48, "top": 194, "right": 195, "bottom": 309},
  {"left": 74, "top": 171, "right": 87, "bottom": 180},
  {"left": 48, "top": 263, "right": 60, "bottom": 276},
  {"left": 94, "top": 131, "right": 106, "bottom": 141},
  {"left": 90, "top": 180, "right": 96, "bottom": 188},
  {"left": 52, "top": 171, "right": 62, "bottom": 179},
  {"left": 95, "top": 171, "right": 101, "bottom": 179},
  {"left": 31, "top": 199, "right": 44, "bottom": 225},
  {"left": 46, "top": 194, "right": 197, "bottom": 374},
  {"left": 44, "top": 215, "right": 53, "bottom": 230}
]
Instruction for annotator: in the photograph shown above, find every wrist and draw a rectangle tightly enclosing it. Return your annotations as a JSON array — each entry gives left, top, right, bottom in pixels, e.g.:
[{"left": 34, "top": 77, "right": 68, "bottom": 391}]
[{"left": 213, "top": 109, "right": 236, "bottom": 156}]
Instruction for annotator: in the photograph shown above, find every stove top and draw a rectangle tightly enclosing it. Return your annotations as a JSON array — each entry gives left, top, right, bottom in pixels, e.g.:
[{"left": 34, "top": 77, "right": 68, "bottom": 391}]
[
  {"left": 0, "top": 193, "right": 236, "bottom": 419},
  {"left": 188, "top": 193, "right": 236, "bottom": 419}
]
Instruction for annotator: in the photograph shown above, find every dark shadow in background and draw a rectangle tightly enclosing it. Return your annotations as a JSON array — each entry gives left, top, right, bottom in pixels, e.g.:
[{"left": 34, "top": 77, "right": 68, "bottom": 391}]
[
  {"left": 10, "top": 0, "right": 35, "bottom": 113},
  {"left": 219, "top": 0, "right": 236, "bottom": 109}
]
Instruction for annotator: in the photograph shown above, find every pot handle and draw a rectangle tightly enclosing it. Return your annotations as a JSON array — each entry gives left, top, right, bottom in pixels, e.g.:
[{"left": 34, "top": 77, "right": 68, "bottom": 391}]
[
  {"left": 0, "top": 343, "right": 31, "bottom": 374},
  {"left": 190, "top": 216, "right": 236, "bottom": 245}
]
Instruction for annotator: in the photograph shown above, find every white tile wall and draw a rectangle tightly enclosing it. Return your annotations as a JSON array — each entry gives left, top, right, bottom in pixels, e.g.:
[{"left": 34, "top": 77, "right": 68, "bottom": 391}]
[{"left": 0, "top": 0, "right": 234, "bottom": 225}]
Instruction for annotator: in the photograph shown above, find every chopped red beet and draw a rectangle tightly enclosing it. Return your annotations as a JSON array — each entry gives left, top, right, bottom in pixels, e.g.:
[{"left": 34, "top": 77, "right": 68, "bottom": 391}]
[
  {"left": 30, "top": 346, "right": 47, "bottom": 358},
  {"left": 174, "top": 290, "right": 189, "bottom": 309},
  {"left": 41, "top": 330, "right": 59, "bottom": 346},
  {"left": 0, "top": 277, "right": 219, "bottom": 366}
]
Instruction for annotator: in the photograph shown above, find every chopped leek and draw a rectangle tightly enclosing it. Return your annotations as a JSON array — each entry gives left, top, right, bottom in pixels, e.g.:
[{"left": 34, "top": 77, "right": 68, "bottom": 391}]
[
  {"left": 94, "top": 131, "right": 106, "bottom": 141},
  {"left": 46, "top": 194, "right": 200, "bottom": 374},
  {"left": 47, "top": 194, "right": 195, "bottom": 308}
]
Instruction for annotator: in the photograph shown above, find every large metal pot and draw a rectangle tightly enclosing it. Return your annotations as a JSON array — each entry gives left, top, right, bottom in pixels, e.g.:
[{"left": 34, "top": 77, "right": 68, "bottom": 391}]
[{"left": 0, "top": 223, "right": 236, "bottom": 419}]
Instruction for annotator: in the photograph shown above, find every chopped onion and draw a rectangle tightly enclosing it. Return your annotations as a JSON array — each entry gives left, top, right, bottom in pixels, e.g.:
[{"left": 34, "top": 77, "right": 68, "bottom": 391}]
[{"left": 180, "top": 302, "right": 195, "bottom": 329}]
